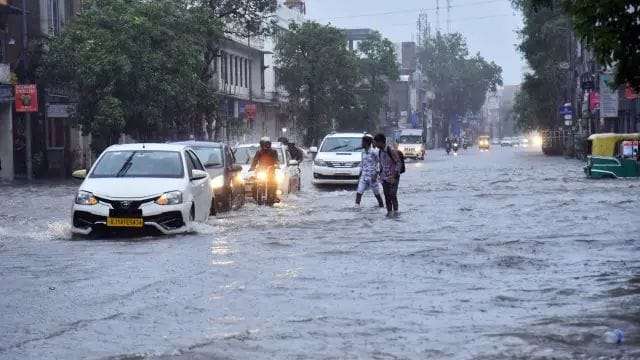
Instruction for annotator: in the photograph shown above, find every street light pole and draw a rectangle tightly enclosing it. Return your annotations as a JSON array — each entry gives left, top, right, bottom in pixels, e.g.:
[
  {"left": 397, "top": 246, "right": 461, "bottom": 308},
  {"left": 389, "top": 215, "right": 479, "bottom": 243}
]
[{"left": 21, "top": 0, "right": 32, "bottom": 180}]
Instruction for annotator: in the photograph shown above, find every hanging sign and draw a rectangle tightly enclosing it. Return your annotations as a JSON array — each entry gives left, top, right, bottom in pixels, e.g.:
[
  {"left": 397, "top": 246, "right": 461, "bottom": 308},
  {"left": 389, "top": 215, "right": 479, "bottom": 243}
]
[{"left": 15, "top": 84, "right": 38, "bottom": 113}]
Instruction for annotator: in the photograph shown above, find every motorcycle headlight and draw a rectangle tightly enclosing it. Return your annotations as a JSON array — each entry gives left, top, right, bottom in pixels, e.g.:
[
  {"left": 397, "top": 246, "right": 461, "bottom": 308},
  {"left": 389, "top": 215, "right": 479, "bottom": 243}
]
[
  {"left": 75, "top": 191, "right": 98, "bottom": 205},
  {"left": 155, "top": 191, "right": 183, "bottom": 206},
  {"left": 453, "top": 143, "right": 458, "bottom": 147},
  {"left": 210, "top": 175, "right": 225, "bottom": 190},
  {"left": 256, "top": 171, "right": 268, "bottom": 182},
  {"left": 314, "top": 159, "right": 327, "bottom": 167}
]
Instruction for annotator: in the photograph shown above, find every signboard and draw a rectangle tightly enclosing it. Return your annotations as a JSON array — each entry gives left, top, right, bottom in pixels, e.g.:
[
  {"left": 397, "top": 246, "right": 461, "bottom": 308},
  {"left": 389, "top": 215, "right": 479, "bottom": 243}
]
[
  {"left": 600, "top": 74, "right": 619, "bottom": 119},
  {"left": 624, "top": 84, "right": 639, "bottom": 100},
  {"left": 46, "top": 103, "right": 76, "bottom": 118},
  {"left": 15, "top": 84, "right": 38, "bottom": 113},
  {"left": 244, "top": 103, "right": 257, "bottom": 119},
  {"left": 589, "top": 91, "right": 600, "bottom": 112}
]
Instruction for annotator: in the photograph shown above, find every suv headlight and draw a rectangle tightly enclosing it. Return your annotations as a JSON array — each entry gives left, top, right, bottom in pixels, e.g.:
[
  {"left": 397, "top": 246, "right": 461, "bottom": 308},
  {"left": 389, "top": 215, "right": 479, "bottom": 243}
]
[
  {"left": 210, "top": 175, "right": 225, "bottom": 190},
  {"left": 75, "top": 191, "right": 98, "bottom": 205},
  {"left": 155, "top": 191, "right": 183, "bottom": 205},
  {"left": 314, "top": 159, "right": 328, "bottom": 167}
]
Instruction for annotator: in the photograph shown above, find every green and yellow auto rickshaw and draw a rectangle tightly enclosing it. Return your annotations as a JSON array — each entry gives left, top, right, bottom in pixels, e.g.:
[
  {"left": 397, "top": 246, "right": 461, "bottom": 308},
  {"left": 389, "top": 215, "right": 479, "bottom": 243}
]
[{"left": 584, "top": 133, "right": 640, "bottom": 178}]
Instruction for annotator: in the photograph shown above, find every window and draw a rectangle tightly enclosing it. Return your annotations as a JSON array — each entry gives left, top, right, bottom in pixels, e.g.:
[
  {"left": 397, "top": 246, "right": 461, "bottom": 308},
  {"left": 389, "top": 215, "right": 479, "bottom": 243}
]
[
  {"left": 187, "top": 150, "right": 205, "bottom": 171},
  {"left": 319, "top": 138, "right": 363, "bottom": 152},
  {"left": 191, "top": 146, "right": 223, "bottom": 167},
  {"left": 245, "top": 59, "right": 249, "bottom": 87},
  {"left": 90, "top": 151, "right": 184, "bottom": 178},
  {"left": 48, "top": 0, "right": 61, "bottom": 35},
  {"left": 213, "top": 55, "right": 218, "bottom": 75},
  {"left": 239, "top": 58, "right": 243, "bottom": 88},
  {"left": 229, "top": 55, "right": 233, "bottom": 85},
  {"left": 222, "top": 53, "right": 227, "bottom": 84},
  {"left": 47, "top": 118, "right": 65, "bottom": 149},
  {"left": 235, "top": 57, "right": 239, "bottom": 86}
]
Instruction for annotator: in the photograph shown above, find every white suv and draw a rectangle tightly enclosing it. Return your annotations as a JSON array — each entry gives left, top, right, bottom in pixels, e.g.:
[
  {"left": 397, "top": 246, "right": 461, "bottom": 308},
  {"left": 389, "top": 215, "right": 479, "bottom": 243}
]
[{"left": 310, "top": 133, "right": 364, "bottom": 185}]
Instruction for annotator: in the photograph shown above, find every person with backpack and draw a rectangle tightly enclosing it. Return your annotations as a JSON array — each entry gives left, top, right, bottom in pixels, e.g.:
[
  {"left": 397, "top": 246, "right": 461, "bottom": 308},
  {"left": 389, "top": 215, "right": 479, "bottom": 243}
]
[{"left": 373, "top": 133, "right": 404, "bottom": 217}]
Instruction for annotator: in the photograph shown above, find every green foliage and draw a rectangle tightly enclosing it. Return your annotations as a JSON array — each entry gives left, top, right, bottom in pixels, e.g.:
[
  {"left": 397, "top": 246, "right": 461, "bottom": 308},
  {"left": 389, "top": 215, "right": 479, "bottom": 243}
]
[
  {"left": 419, "top": 32, "right": 502, "bottom": 133},
  {"left": 41, "top": 0, "right": 223, "bottom": 152},
  {"left": 353, "top": 32, "right": 400, "bottom": 131},
  {"left": 512, "top": 0, "right": 570, "bottom": 130},
  {"left": 275, "top": 21, "right": 360, "bottom": 145},
  {"left": 531, "top": 0, "right": 640, "bottom": 89}
]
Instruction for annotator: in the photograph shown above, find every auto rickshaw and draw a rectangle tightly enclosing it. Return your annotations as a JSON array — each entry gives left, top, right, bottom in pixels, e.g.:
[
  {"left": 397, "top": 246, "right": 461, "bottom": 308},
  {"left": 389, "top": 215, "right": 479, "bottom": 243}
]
[{"left": 584, "top": 133, "right": 640, "bottom": 178}]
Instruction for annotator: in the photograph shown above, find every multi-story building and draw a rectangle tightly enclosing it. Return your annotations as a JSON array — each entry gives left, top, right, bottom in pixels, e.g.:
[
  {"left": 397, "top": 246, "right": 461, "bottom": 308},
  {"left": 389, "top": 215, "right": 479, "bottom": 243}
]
[{"left": 0, "top": 0, "right": 84, "bottom": 181}]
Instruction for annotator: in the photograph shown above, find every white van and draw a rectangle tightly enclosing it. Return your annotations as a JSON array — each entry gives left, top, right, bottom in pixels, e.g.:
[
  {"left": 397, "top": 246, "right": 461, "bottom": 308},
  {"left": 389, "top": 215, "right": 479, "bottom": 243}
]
[{"left": 310, "top": 133, "right": 364, "bottom": 185}]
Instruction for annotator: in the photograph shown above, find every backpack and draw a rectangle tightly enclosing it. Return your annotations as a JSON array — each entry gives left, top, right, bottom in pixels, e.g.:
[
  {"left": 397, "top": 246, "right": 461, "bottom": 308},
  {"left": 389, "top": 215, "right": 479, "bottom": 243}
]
[{"left": 386, "top": 147, "right": 406, "bottom": 174}]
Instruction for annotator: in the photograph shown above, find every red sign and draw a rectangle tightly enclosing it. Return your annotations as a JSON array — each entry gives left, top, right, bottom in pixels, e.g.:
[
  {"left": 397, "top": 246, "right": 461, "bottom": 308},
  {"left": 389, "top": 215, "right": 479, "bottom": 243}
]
[
  {"left": 589, "top": 91, "right": 600, "bottom": 112},
  {"left": 15, "top": 84, "right": 38, "bottom": 113},
  {"left": 624, "top": 84, "right": 639, "bottom": 100},
  {"left": 244, "top": 103, "right": 257, "bottom": 119}
]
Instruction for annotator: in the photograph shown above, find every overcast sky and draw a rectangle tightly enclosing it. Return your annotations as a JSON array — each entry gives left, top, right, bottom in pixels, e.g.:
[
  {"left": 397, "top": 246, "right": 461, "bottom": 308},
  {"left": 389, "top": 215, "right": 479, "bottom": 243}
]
[{"left": 306, "top": 0, "right": 524, "bottom": 85}]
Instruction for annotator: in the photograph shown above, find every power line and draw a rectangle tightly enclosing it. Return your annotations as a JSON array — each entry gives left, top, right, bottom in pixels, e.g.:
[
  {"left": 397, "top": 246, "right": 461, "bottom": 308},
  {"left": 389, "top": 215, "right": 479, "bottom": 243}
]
[
  {"left": 389, "top": 13, "right": 513, "bottom": 27},
  {"left": 316, "top": 0, "right": 506, "bottom": 21}
]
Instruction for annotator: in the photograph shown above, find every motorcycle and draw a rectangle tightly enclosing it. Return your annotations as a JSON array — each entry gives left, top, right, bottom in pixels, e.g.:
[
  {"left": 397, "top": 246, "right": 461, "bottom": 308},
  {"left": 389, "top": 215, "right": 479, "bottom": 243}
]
[
  {"left": 452, "top": 142, "right": 459, "bottom": 156},
  {"left": 251, "top": 166, "right": 278, "bottom": 206},
  {"left": 446, "top": 143, "right": 452, "bottom": 155}
]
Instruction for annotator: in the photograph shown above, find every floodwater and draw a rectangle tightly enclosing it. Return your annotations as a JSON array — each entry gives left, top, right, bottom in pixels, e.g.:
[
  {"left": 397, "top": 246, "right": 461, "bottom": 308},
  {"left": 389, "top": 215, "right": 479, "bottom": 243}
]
[{"left": 1, "top": 147, "right": 639, "bottom": 359}]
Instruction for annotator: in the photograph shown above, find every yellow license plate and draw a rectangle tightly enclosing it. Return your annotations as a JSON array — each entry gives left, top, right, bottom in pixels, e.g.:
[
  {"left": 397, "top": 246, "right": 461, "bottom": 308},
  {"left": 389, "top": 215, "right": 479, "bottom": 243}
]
[{"left": 106, "top": 217, "right": 144, "bottom": 228}]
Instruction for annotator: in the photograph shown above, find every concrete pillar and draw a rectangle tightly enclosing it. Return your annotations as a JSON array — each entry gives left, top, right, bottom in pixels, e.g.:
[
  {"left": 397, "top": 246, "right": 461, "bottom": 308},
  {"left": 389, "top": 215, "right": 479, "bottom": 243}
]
[{"left": 0, "top": 104, "right": 14, "bottom": 181}]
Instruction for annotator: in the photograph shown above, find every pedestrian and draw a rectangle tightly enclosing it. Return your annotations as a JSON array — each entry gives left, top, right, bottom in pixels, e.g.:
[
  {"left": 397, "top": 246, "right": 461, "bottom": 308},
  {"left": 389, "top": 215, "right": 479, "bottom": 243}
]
[
  {"left": 355, "top": 135, "right": 384, "bottom": 208},
  {"left": 374, "top": 133, "right": 401, "bottom": 217}
]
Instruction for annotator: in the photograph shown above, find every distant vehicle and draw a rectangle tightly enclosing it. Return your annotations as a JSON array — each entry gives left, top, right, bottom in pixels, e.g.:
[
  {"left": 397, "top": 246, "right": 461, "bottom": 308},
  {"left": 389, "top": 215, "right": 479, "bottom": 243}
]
[
  {"left": 397, "top": 129, "right": 425, "bottom": 160},
  {"left": 478, "top": 135, "right": 491, "bottom": 150},
  {"left": 519, "top": 137, "right": 530, "bottom": 148},
  {"left": 235, "top": 142, "right": 301, "bottom": 197},
  {"left": 70, "top": 143, "right": 212, "bottom": 236},
  {"left": 491, "top": 138, "right": 500, "bottom": 145},
  {"left": 175, "top": 141, "right": 244, "bottom": 214},
  {"left": 310, "top": 133, "right": 363, "bottom": 185},
  {"left": 500, "top": 138, "right": 514, "bottom": 147}
]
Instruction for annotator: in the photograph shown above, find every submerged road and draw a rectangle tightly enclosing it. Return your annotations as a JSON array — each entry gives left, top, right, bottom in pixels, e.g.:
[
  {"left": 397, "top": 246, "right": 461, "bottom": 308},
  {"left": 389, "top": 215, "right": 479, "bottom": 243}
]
[{"left": 1, "top": 147, "right": 639, "bottom": 359}]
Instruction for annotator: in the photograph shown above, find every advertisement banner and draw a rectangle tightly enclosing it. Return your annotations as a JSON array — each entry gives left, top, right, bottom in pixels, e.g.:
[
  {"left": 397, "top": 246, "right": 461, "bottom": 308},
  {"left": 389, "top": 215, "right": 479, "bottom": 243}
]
[
  {"left": 599, "top": 74, "right": 618, "bottom": 119},
  {"left": 589, "top": 91, "right": 600, "bottom": 112},
  {"left": 244, "top": 103, "right": 257, "bottom": 119},
  {"left": 624, "top": 84, "right": 639, "bottom": 100},
  {"left": 15, "top": 84, "right": 38, "bottom": 113}
]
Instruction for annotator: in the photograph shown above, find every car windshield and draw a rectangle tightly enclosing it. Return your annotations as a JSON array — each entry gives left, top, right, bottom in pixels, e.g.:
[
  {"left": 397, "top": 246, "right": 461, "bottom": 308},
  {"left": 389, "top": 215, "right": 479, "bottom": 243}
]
[
  {"left": 399, "top": 135, "right": 422, "bottom": 144},
  {"left": 234, "top": 146, "right": 283, "bottom": 165},
  {"left": 191, "top": 146, "right": 223, "bottom": 167},
  {"left": 320, "top": 137, "right": 362, "bottom": 152},
  {"left": 90, "top": 150, "right": 184, "bottom": 178}
]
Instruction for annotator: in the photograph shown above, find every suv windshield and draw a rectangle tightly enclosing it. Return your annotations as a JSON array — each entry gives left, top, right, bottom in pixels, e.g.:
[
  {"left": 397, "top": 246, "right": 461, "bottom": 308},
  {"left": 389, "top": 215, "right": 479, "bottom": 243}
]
[
  {"left": 399, "top": 135, "right": 422, "bottom": 144},
  {"left": 91, "top": 151, "right": 184, "bottom": 178},
  {"left": 320, "top": 137, "right": 362, "bottom": 152},
  {"left": 191, "top": 146, "right": 223, "bottom": 167}
]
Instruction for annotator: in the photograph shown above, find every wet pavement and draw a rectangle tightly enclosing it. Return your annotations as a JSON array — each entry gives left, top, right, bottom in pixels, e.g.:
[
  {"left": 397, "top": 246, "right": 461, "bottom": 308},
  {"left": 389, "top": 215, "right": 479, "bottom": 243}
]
[{"left": 1, "top": 147, "right": 640, "bottom": 359}]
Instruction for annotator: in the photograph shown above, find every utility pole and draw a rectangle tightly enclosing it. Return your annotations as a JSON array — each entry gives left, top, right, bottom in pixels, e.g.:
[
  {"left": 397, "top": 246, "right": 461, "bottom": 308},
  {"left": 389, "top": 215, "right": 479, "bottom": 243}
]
[{"left": 21, "top": 0, "right": 32, "bottom": 181}]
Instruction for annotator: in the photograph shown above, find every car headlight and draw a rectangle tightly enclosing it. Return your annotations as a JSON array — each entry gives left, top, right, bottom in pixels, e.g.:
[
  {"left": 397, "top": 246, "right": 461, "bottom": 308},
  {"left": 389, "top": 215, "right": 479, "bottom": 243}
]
[
  {"left": 275, "top": 171, "right": 285, "bottom": 184},
  {"left": 314, "top": 159, "right": 328, "bottom": 167},
  {"left": 155, "top": 191, "right": 183, "bottom": 206},
  {"left": 75, "top": 191, "right": 98, "bottom": 205},
  {"left": 210, "top": 175, "right": 225, "bottom": 190}
]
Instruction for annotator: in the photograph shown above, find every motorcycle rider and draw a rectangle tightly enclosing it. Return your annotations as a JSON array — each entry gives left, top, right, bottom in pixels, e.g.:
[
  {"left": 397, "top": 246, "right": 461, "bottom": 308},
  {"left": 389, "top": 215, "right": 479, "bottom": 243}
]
[
  {"left": 445, "top": 137, "right": 452, "bottom": 154},
  {"left": 278, "top": 137, "right": 304, "bottom": 163},
  {"left": 250, "top": 137, "right": 280, "bottom": 202}
]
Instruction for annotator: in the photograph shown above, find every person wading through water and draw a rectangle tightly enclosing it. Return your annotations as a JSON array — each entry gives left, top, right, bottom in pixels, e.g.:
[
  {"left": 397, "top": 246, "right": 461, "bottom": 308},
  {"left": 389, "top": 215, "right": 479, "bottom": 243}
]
[
  {"left": 374, "top": 133, "right": 402, "bottom": 217},
  {"left": 355, "top": 134, "right": 384, "bottom": 208}
]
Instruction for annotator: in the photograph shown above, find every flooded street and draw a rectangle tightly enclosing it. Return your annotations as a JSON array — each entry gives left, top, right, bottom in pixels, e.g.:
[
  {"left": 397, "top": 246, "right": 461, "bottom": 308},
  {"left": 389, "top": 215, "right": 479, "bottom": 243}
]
[{"left": 1, "top": 148, "right": 639, "bottom": 359}]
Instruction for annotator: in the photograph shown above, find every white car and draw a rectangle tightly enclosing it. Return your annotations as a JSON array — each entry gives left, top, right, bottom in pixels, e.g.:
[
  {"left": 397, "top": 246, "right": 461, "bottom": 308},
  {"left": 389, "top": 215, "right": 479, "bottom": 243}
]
[
  {"left": 70, "top": 144, "right": 212, "bottom": 236},
  {"left": 310, "top": 133, "right": 364, "bottom": 185},
  {"left": 234, "top": 142, "right": 301, "bottom": 196}
]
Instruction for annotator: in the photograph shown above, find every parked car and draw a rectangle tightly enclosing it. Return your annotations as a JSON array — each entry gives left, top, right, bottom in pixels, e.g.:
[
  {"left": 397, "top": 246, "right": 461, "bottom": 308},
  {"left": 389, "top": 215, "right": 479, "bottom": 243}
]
[
  {"left": 310, "top": 133, "right": 364, "bottom": 186},
  {"left": 175, "top": 141, "right": 244, "bottom": 214},
  {"left": 234, "top": 142, "right": 302, "bottom": 197},
  {"left": 70, "top": 143, "right": 212, "bottom": 236}
]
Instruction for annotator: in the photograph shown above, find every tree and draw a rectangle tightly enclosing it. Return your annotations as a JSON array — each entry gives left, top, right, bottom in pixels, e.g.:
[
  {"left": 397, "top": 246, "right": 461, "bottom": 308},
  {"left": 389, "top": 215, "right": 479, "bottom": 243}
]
[
  {"left": 275, "top": 21, "right": 360, "bottom": 145},
  {"left": 205, "top": 0, "right": 277, "bottom": 37},
  {"left": 511, "top": 0, "right": 571, "bottom": 130},
  {"left": 531, "top": 0, "right": 640, "bottom": 90},
  {"left": 41, "top": 0, "right": 222, "bottom": 151},
  {"left": 419, "top": 32, "right": 502, "bottom": 139},
  {"left": 352, "top": 32, "right": 399, "bottom": 131}
]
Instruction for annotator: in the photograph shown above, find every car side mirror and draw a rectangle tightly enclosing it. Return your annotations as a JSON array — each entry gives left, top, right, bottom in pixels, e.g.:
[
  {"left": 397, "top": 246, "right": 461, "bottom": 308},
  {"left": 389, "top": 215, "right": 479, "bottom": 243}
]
[
  {"left": 191, "top": 169, "right": 208, "bottom": 181},
  {"left": 288, "top": 160, "right": 299, "bottom": 167},
  {"left": 309, "top": 147, "right": 318, "bottom": 153},
  {"left": 72, "top": 169, "right": 87, "bottom": 179},
  {"left": 231, "top": 164, "right": 243, "bottom": 172}
]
